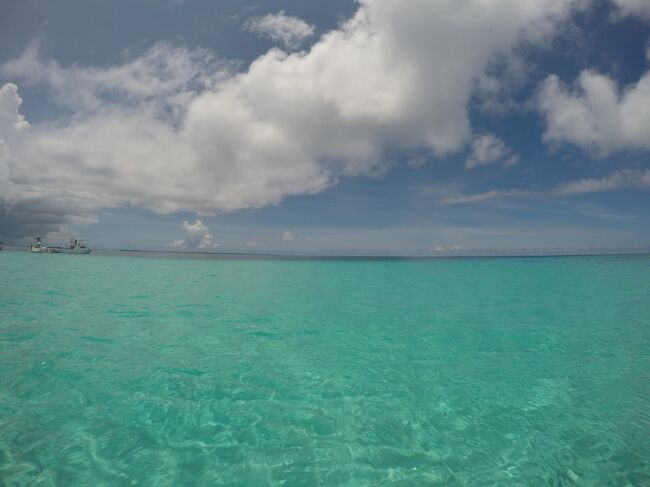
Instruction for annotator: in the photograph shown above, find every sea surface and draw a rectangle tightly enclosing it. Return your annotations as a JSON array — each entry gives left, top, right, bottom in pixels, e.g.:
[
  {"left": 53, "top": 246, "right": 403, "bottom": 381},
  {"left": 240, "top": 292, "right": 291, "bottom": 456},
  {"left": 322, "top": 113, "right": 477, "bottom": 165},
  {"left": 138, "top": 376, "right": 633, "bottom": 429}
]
[{"left": 0, "top": 251, "right": 648, "bottom": 485}]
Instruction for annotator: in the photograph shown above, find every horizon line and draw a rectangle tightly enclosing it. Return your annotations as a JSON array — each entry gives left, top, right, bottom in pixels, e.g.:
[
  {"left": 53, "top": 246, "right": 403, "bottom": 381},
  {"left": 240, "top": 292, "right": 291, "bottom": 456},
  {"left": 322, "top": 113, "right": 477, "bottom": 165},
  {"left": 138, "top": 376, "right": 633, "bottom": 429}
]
[{"left": 3, "top": 246, "right": 649, "bottom": 260}]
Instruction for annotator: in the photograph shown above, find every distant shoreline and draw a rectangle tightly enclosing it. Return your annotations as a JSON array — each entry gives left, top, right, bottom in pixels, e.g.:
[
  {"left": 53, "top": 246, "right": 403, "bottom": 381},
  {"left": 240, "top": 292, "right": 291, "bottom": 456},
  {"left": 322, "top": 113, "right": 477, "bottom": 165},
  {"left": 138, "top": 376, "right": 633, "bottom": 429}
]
[{"left": 2, "top": 246, "right": 649, "bottom": 260}]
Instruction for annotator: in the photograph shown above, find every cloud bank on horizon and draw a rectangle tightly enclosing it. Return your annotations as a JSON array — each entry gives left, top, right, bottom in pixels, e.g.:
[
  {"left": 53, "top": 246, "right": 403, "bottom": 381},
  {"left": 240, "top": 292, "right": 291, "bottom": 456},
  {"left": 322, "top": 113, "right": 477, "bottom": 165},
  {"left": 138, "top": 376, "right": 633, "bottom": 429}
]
[
  {"left": 167, "top": 219, "right": 218, "bottom": 249},
  {"left": 0, "top": 0, "right": 649, "bottom": 245}
]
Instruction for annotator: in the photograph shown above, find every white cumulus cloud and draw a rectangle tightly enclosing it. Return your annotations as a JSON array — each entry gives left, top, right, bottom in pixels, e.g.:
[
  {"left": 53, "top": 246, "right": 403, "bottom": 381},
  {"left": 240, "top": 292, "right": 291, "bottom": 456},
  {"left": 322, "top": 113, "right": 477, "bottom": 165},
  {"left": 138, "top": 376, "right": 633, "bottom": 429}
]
[
  {"left": 466, "top": 134, "right": 519, "bottom": 169},
  {"left": 167, "top": 219, "right": 218, "bottom": 249},
  {"left": 0, "top": 0, "right": 588, "bottom": 238},
  {"left": 244, "top": 11, "right": 315, "bottom": 50},
  {"left": 539, "top": 70, "right": 650, "bottom": 155}
]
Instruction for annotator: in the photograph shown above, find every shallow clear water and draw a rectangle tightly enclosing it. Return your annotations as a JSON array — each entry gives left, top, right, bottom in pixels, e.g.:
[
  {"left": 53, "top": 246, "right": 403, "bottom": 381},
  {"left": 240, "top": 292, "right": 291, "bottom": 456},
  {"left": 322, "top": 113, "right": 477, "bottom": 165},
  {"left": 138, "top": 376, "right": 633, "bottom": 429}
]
[{"left": 0, "top": 252, "right": 649, "bottom": 485}]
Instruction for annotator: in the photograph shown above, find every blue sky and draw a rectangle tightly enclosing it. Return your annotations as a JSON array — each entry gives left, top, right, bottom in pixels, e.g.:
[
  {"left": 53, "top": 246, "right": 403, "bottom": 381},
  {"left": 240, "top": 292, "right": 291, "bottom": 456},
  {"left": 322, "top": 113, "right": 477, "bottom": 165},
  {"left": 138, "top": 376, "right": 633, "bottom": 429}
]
[{"left": 1, "top": 0, "right": 649, "bottom": 254}]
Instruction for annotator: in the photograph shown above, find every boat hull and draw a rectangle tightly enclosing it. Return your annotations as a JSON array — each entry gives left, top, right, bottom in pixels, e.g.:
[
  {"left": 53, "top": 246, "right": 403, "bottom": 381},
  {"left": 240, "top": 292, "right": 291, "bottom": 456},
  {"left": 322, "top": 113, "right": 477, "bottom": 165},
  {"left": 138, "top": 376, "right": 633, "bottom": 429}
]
[{"left": 49, "top": 248, "right": 91, "bottom": 254}]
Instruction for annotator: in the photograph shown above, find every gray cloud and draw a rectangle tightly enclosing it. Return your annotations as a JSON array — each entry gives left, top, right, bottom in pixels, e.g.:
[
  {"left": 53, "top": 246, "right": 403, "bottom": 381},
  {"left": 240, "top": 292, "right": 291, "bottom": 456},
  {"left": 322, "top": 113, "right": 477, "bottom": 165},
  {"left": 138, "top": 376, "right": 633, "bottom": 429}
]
[{"left": 0, "top": 198, "right": 97, "bottom": 242}]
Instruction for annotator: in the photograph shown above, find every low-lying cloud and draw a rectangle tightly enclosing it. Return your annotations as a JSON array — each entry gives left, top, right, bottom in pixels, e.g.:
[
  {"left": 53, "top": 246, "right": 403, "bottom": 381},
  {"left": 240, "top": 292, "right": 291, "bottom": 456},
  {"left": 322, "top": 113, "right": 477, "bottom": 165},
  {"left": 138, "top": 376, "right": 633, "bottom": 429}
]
[
  {"left": 441, "top": 168, "right": 650, "bottom": 204},
  {"left": 168, "top": 219, "right": 218, "bottom": 249}
]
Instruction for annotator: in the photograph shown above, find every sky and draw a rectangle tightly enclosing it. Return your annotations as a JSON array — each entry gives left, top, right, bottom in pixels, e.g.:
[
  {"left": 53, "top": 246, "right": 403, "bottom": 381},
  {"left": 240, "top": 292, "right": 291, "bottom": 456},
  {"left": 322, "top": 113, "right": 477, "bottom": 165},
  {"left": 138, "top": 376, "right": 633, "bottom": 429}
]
[{"left": 0, "top": 0, "right": 649, "bottom": 255}]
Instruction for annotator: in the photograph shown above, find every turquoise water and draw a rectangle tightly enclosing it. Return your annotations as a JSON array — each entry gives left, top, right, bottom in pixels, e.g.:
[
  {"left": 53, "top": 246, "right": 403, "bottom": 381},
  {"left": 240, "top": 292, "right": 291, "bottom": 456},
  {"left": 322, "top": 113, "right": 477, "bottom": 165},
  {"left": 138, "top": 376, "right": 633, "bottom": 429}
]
[{"left": 0, "top": 252, "right": 649, "bottom": 486}]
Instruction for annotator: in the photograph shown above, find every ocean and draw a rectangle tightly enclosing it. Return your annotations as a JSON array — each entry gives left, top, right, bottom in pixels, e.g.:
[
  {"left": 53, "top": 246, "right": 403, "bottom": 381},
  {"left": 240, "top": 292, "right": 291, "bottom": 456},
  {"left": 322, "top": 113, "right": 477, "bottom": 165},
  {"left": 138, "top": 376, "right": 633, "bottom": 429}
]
[{"left": 0, "top": 251, "right": 648, "bottom": 485}]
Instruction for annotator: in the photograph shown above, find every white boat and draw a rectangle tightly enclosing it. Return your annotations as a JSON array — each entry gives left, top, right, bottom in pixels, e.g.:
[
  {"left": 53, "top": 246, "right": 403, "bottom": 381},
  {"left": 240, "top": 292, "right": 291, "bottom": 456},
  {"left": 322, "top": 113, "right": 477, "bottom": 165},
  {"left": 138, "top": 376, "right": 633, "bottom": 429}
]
[
  {"left": 58, "top": 238, "right": 92, "bottom": 254},
  {"left": 30, "top": 236, "right": 92, "bottom": 254},
  {"left": 30, "top": 236, "right": 47, "bottom": 253}
]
